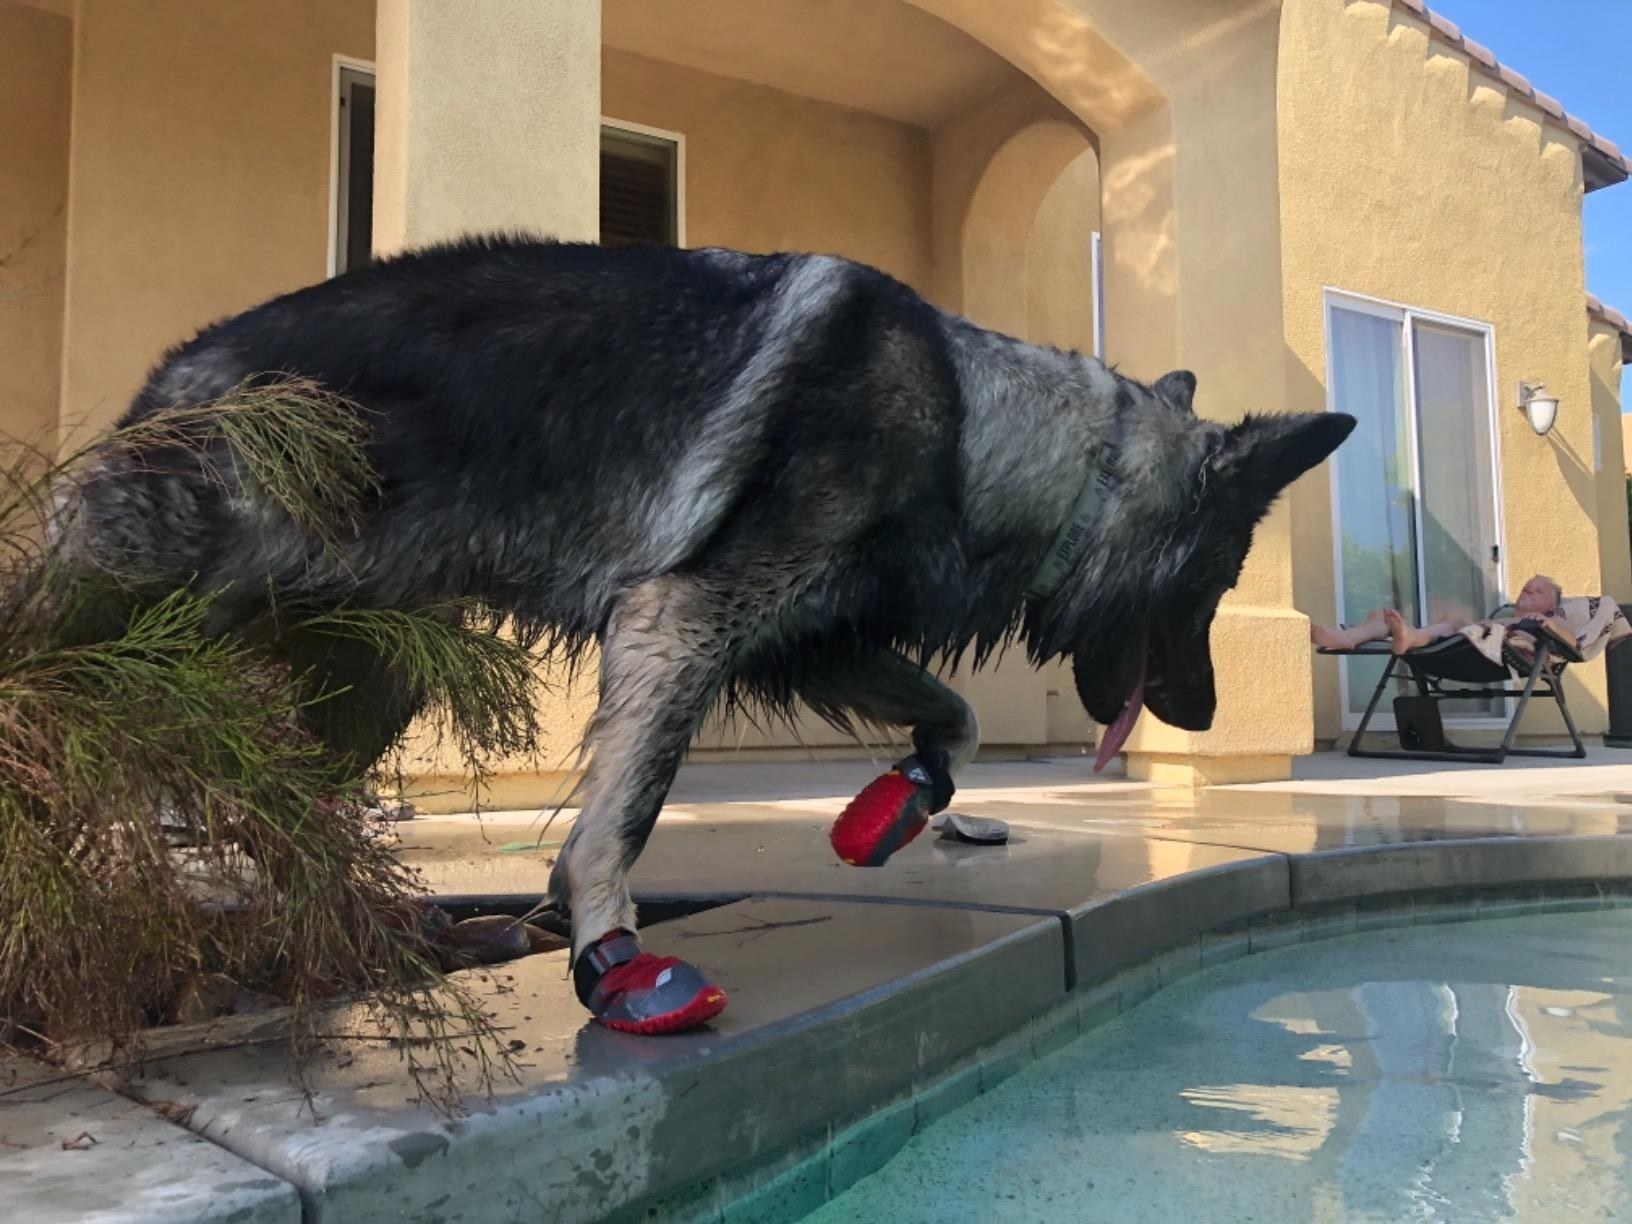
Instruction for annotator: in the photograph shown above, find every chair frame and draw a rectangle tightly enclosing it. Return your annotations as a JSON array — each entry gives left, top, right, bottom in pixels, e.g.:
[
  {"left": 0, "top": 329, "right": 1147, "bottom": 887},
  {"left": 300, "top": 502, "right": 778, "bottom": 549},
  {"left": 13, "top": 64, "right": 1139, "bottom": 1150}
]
[{"left": 1319, "top": 629, "right": 1586, "bottom": 764}]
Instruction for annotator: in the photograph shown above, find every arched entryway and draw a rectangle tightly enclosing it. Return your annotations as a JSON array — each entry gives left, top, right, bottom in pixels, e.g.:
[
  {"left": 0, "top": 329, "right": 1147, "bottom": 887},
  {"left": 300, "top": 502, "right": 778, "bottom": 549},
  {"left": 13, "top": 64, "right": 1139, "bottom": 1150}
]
[{"left": 600, "top": 0, "right": 1305, "bottom": 781}]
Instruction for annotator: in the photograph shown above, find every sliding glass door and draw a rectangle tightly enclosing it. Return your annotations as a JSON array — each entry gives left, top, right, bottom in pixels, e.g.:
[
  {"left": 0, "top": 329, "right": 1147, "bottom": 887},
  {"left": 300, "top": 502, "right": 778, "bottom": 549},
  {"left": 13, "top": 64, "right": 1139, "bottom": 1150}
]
[{"left": 1325, "top": 293, "right": 1504, "bottom": 723}]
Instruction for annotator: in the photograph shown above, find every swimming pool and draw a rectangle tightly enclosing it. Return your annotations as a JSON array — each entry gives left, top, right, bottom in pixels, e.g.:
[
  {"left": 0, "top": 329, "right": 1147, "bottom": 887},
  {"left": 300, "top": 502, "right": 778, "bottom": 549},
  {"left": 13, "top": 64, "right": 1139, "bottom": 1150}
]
[{"left": 803, "top": 908, "right": 1632, "bottom": 1223}]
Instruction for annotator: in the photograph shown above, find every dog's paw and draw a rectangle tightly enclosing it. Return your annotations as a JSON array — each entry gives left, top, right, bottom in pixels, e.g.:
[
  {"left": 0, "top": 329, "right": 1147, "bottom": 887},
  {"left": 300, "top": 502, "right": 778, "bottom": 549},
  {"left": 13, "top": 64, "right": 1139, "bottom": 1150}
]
[
  {"left": 575, "top": 931, "right": 727, "bottom": 1034},
  {"left": 830, "top": 757, "right": 946, "bottom": 867}
]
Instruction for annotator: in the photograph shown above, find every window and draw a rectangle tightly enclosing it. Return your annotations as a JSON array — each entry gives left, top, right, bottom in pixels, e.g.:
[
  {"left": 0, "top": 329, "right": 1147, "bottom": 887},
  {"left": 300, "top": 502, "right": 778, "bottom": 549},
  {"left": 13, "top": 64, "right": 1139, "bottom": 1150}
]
[
  {"left": 332, "top": 63, "right": 375, "bottom": 275},
  {"left": 600, "top": 123, "right": 682, "bottom": 248},
  {"left": 1324, "top": 292, "right": 1505, "bottom": 722}
]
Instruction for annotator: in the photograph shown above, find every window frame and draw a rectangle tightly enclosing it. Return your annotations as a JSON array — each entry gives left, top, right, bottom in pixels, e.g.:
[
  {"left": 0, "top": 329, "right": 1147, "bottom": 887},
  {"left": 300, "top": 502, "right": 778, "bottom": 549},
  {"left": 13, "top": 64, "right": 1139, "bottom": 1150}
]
[
  {"left": 600, "top": 117, "right": 687, "bottom": 249},
  {"left": 328, "top": 55, "right": 377, "bottom": 278}
]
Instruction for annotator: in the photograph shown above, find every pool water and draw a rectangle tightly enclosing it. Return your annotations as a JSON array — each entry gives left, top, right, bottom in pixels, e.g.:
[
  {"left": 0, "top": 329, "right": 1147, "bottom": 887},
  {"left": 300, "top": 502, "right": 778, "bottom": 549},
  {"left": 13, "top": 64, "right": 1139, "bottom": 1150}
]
[{"left": 805, "top": 909, "right": 1632, "bottom": 1223}]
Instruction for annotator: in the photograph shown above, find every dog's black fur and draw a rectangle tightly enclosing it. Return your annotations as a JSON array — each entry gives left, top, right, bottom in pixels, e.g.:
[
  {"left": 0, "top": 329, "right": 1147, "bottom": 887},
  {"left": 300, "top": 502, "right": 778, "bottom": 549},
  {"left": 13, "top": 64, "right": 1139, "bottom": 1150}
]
[{"left": 61, "top": 235, "right": 1355, "bottom": 980}]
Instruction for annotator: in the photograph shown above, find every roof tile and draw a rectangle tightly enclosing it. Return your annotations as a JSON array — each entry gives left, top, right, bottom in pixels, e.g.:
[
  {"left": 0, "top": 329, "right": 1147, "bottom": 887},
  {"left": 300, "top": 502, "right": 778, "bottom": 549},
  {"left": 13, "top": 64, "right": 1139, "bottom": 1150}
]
[
  {"left": 1460, "top": 37, "right": 1497, "bottom": 68},
  {"left": 1532, "top": 90, "right": 1566, "bottom": 120},
  {"left": 1495, "top": 62, "right": 1534, "bottom": 97},
  {"left": 1426, "top": 11, "right": 1462, "bottom": 43},
  {"left": 1588, "top": 293, "right": 1631, "bottom": 333}
]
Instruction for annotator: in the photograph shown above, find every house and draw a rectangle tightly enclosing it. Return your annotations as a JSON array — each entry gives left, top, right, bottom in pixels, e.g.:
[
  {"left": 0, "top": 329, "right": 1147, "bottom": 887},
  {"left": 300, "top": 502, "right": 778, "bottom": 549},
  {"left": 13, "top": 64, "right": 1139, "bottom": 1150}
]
[{"left": 3, "top": 0, "right": 1629, "bottom": 808}]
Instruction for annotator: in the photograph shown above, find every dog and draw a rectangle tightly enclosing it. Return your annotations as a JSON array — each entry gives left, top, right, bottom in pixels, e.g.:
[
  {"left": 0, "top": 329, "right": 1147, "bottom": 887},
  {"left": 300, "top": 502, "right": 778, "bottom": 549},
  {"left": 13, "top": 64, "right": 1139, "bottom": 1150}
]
[{"left": 60, "top": 236, "right": 1355, "bottom": 1032}]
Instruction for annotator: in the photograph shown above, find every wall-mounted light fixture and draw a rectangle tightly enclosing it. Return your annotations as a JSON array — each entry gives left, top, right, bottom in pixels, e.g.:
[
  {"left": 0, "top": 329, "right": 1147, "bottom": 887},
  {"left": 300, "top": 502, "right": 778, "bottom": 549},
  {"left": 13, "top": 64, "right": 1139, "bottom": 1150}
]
[{"left": 1517, "top": 381, "right": 1559, "bottom": 437}]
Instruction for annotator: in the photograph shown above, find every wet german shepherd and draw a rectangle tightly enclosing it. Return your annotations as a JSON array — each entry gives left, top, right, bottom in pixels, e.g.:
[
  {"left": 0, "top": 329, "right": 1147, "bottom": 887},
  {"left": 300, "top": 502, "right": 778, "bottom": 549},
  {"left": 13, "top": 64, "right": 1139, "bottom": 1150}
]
[{"left": 60, "top": 237, "right": 1354, "bottom": 1029}]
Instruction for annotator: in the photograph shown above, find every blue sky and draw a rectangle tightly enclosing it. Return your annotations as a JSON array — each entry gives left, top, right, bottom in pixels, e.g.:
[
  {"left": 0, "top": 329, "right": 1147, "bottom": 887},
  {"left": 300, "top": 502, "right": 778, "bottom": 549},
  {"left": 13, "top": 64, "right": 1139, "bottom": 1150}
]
[{"left": 1425, "top": 0, "right": 1632, "bottom": 314}]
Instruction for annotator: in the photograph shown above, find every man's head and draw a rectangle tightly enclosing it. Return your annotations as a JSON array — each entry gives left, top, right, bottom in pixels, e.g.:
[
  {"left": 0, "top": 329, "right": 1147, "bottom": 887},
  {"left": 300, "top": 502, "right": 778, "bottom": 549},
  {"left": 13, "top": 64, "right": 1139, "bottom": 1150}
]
[{"left": 1516, "top": 574, "right": 1563, "bottom": 616}]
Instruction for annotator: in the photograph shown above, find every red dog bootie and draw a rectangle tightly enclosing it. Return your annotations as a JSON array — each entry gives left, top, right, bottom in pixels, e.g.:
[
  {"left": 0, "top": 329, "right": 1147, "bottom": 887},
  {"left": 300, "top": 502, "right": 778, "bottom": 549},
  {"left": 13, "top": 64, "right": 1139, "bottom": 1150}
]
[
  {"left": 574, "top": 930, "right": 727, "bottom": 1034},
  {"left": 829, "top": 754, "right": 955, "bottom": 867}
]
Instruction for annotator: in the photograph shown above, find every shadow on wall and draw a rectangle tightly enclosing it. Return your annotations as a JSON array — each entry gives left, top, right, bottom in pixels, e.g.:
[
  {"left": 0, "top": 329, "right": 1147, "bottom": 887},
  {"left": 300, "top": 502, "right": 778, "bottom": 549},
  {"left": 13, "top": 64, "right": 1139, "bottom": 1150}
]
[
  {"left": 911, "top": 0, "right": 1160, "bottom": 128},
  {"left": 958, "top": 116, "right": 1098, "bottom": 335},
  {"left": 1547, "top": 425, "right": 1598, "bottom": 527}
]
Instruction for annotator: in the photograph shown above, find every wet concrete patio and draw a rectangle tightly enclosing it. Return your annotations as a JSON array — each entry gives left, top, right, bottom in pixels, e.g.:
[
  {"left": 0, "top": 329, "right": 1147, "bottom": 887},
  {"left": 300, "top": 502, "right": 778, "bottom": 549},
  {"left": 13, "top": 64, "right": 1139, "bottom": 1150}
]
[{"left": 7, "top": 748, "right": 1632, "bottom": 1222}]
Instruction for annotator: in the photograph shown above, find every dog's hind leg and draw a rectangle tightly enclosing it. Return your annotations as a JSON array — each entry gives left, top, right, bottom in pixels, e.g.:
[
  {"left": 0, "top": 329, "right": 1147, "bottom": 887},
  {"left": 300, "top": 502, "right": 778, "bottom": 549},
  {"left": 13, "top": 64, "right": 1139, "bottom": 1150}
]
[
  {"left": 273, "top": 629, "right": 427, "bottom": 777},
  {"left": 549, "top": 575, "right": 735, "bottom": 1034},
  {"left": 799, "top": 651, "right": 980, "bottom": 868}
]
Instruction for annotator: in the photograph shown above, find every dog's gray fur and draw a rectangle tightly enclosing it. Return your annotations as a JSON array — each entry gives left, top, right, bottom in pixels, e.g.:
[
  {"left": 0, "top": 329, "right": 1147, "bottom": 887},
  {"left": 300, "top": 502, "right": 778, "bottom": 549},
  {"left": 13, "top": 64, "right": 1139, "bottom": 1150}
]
[{"left": 54, "top": 236, "right": 1354, "bottom": 966}]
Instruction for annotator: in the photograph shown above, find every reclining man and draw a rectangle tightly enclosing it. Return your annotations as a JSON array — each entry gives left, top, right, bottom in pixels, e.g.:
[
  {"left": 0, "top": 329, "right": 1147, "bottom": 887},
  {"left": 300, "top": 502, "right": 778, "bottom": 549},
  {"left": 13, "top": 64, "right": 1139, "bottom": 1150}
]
[{"left": 1310, "top": 574, "right": 1568, "bottom": 656}]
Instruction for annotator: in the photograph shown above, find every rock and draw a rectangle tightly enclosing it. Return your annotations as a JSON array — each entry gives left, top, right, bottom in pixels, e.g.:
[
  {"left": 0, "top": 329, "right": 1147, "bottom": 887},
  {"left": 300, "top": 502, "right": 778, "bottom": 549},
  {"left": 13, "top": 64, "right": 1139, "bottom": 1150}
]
[
  {"left": 385, "top": 898, "right": 454, "bottom": 946},
  {"left": 230, "top": 988, "right": 287, "bottom": 1015},
  {"left": 171, "top": 973, "right": 240, "bottom": 1025},
  {"left": 440, "top": 915, "right": 533, "bottom": 967},
  {"left": 523, "top": 923, "right": 570, "bottom": 954},
  {"left": 362, "top": 796, "right": 417, "bottom": 822}
]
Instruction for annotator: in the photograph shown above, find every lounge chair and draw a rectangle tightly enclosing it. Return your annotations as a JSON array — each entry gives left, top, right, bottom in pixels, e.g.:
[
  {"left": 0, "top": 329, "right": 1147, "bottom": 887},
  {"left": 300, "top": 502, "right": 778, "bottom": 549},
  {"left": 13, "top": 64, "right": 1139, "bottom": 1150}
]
[{"left": 1318, "top": 603, "right": 1591, "bottom": 764}]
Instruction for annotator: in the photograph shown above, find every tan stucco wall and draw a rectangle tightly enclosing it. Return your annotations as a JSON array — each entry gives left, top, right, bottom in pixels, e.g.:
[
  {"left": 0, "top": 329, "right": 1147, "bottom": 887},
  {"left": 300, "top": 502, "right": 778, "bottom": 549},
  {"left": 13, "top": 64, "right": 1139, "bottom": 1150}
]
[
  {"left": 0, "top": 2, "right": 71, "bottom": 455},
  {"left": 1026, "top": 150, "right": 1100, "bottom": 354},
  {"left": 1590, "top": 321, "right": 1630, "bottom": 601},
  {"left": 1281, "top": 0, "right": 1608, "bottom": 737},
  {"left": 57, "top": 0, "right": 375, "bottom": 444},
  {"left": 928, "top": 75, "right": 1085, "bottom": 319},
  {"left": 603, "top": 49, "right": 933, "bottom": 294},
  {"left": 374, "top": 0, "right": 600, "bottom": 254}
]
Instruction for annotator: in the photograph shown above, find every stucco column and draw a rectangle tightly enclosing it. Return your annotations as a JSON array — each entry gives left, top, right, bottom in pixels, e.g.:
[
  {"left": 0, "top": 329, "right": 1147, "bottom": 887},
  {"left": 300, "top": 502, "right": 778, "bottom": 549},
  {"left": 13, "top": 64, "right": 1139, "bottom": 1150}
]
[
  {"left": 372, "top": 0, "right": 601, "bottom": 252},
  {"left": 1108, "top": 1, "right": 1311, "bottom": 787},
  {"left": 373, "top": 0, "right": 602, "bottom": 810},
  {"left": 1096, "top": 95, "right": 1315, "bottom": 786}
]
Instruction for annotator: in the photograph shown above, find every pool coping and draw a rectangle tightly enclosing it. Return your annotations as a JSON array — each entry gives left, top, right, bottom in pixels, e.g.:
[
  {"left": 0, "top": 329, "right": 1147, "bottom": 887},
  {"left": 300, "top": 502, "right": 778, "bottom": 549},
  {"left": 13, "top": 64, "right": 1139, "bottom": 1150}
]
[{"left": 8, "top": 829, "right": 1632, "bottom": 1222}]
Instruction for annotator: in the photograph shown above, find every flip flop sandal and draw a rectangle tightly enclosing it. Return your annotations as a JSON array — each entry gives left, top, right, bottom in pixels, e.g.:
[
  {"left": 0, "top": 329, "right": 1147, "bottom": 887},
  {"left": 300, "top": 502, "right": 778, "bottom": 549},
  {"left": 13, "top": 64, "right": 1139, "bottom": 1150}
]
[
  {"left": 934, "top": 812, "right": 1010, "bottom": 845},
  {"left": 829, "top": 754, "right": 954, "bottom": 867},
  {"left": 574, "top": 930, "right": 728, "bottom": 1035}
]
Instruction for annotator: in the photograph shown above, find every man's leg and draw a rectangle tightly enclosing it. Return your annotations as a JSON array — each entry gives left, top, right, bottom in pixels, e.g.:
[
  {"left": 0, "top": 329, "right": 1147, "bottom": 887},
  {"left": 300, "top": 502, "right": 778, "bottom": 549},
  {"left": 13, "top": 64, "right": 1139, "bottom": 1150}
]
[
  {"left": 1311, "top": 607, "right": 1388, "bottom": 650},
  {"left": 1384, "top": 609, "right": 1470, "bottom": 654}
]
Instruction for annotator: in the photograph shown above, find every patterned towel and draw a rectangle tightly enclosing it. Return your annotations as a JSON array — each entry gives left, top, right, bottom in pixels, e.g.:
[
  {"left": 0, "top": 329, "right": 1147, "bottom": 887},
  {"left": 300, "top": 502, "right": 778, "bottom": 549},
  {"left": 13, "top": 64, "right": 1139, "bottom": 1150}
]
[{"left": 1457, "top": 596, "right": 1631, "bottom": 671}]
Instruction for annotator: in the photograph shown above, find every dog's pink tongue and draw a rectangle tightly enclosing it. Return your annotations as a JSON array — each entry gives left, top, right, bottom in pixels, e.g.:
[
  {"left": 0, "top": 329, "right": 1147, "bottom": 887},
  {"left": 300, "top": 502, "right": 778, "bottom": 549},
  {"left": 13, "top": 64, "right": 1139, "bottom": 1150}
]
[{"left": 1093, "top": 655, "right": 1147, "bottom": 774}]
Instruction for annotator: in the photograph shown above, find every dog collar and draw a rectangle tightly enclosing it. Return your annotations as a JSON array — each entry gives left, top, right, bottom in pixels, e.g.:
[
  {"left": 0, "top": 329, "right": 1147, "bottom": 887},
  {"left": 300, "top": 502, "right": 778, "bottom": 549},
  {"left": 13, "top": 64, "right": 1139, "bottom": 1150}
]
[{"left": 1026, "top": 445, "right": 1121, "bottom": 601}]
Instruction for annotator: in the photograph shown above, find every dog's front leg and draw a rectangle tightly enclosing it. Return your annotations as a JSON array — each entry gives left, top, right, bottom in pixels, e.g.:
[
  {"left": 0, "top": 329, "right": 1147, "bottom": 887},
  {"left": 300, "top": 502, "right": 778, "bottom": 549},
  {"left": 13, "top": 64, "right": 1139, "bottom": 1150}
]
[
  {"left": 799, "top": 651, "right": 980, "bottom": 867},
  {"left": 549, "top": 576, "right": 734, "bottom": 1034}
]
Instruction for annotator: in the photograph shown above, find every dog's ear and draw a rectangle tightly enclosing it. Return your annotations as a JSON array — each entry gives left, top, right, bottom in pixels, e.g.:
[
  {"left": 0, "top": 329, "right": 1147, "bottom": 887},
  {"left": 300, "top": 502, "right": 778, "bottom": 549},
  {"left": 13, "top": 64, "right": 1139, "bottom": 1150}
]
[
  {"left": 1153, "top": 370, "right": 1197, "bottom": 413},
  {"left": 1213, "top": 412, "right": 1357, "bottom": 504}
]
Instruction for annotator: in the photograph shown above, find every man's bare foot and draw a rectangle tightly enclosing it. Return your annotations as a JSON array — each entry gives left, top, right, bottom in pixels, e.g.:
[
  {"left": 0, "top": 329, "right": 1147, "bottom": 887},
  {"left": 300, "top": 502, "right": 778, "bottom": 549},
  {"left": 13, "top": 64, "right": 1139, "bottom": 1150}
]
[
  {"left": 1312, "top": 608, "right": 1390, "bottom": 650},
  {"left": 1382, "top": 607, "right": 1428, "bottom": 655},
  {"left": 1311, "top": 623, "right": 1354, "bottom": 649}
]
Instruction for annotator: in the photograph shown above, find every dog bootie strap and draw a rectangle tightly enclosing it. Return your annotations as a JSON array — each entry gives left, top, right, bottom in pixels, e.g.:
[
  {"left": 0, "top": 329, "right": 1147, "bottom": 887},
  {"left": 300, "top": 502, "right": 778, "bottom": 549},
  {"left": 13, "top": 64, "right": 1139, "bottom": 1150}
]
[
  {"left": 829, "top": 754, "right": 954, "bottom": 868},
  {"left": 573, "top": 929, "right": 728, "bottom": 1035}
]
